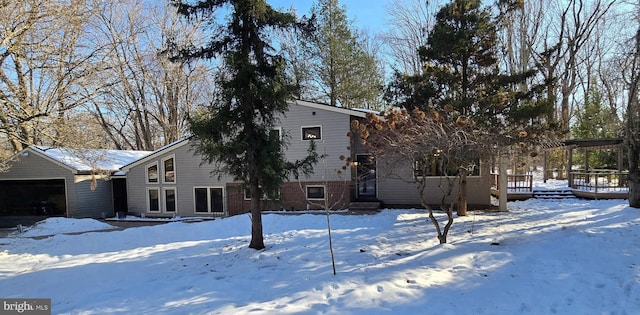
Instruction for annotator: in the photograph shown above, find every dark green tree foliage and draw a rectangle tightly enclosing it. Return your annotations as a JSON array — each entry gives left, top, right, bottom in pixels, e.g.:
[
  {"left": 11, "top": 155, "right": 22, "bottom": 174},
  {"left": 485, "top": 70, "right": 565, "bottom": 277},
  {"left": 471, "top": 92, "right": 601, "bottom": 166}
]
[
  {"left": 572, "top": 86, "right": 621, "bottom": 170},
  {"left": 173, "top": 0, "right": 318, "bottom": 249},
  {"left": 573, "top": 86, "right": 620, "bottom": 139},
  {"left": 386, "top": 0, "right": 552, "bottom": 142},
  {"left": 303, "top": 0, "right": 384, "bottom": 109}
]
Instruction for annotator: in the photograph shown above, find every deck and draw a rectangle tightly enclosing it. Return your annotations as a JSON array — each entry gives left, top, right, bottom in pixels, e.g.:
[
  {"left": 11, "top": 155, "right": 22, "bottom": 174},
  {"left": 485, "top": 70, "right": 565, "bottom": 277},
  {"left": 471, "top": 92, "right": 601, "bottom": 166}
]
[{"left": 491, "top": 171, "right": 628, "bottom": 200}]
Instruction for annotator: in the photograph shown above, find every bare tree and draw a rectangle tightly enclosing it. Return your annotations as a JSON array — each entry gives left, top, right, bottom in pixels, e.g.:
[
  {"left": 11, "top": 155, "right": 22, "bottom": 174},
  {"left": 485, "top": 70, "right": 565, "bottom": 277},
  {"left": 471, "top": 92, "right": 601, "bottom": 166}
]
[
  {"left": 381, "top": 0, "right": 445, "bottom": 76},
  {"left": 527, "top": 0, "right": 617, "bottom": 136},
  {"left": 86, "top": 0, "right": 212, "bottom": 150},
  {"left": 0, "top": 0, "right": 100, "bottom": 152},
  {"left": 297, "top": 152, "right": 349, "bottom": 275},
  {"left": 625, "top": 3, "right": 640, "bottom": 207},
  {"left": 354, "top": 108, "right": 495, "bottom": 244}
]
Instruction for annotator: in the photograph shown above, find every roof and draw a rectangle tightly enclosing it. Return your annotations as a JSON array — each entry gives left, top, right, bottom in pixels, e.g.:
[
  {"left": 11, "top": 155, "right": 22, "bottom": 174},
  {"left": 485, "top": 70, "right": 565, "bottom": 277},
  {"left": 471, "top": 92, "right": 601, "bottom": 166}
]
[
  {"left": 562, "top": 138, "right": 624, "bottom": 149},
  {"left": 28, "top": 146, "right": 153, "bottom": 173},
  {"left": 293, "top": 100, "right": 369, "bottom": 118}
]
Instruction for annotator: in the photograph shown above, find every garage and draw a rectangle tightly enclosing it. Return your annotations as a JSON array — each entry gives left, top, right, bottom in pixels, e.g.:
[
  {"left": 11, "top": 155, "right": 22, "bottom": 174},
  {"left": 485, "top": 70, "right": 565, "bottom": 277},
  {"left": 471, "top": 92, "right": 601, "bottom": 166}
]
[
  {"left": 0, "top": 146, "right": 151, "bottom": 219},
  {"left": 0, "top": 179, "right": 67, "bottom": 216}
]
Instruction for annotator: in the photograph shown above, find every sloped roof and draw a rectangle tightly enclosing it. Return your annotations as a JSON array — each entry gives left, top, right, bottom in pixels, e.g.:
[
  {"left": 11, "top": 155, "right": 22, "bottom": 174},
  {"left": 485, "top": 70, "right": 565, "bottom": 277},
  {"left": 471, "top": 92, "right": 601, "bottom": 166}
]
[
  {"left": 28, "top": 146, "right": 153, "bottom": 172},
  {"left": 293, "top": 100, "right": 370, "bottom": 118}
]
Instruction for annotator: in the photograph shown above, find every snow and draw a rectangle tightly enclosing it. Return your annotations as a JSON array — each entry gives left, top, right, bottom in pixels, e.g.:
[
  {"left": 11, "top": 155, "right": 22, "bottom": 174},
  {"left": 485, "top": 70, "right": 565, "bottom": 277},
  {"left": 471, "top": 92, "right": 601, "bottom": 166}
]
[
  {"left": 31, "top": 146, "right": 152, "bottom": 171},
  {"left": 1, "top": 182, "right": 639, "bottom": 314},
  {"left": 9, "top": 218, "right": 117, "bottom": 238}
]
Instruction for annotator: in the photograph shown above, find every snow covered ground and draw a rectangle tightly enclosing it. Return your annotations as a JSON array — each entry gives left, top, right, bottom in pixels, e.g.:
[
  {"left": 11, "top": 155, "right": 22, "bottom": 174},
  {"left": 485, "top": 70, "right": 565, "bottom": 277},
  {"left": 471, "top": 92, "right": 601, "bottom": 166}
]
[{"left": 1, "top": 181, "right": 639, "bottom": 314}]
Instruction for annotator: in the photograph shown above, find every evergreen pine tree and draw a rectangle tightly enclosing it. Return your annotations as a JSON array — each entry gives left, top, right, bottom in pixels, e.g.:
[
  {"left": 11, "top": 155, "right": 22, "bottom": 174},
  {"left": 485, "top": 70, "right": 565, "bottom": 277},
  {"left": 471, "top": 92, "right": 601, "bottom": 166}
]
[
  {"left": 173, "top": 0, "right": 318, "bottom": 250},
  {"left": 303, "top": 0, "right": 384, "bottom": 109},
  {"left": 384, "top": 0, "right": 552, "bottom": 216},
  {"left": 387, "top": 0, "right": 551, "bottom": 142}
]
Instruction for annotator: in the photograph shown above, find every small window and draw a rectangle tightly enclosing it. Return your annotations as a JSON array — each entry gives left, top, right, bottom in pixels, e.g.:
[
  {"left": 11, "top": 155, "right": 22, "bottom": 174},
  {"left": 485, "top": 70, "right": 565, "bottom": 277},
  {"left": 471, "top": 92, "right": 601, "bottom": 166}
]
[
  {"left": 270, "top": 127, "right": 282, "bottom": 140},
  {"left": 146, "top": 163, "right": 158, "bottom": 184},
  {"left": 164, "top": 188, "right": 176, "bottom": 212},
  {"left": 163, "top": 156, "right": 175, "bottom": 183},
  {"left": 244, "top": 187, "right": 280, "bottom": 200},
  {"left": 148, "top": 188, "right": 160, "bottom": 212},
  {"left": 195, "top": 188, "right": 208, "bottom": 212},
  {"left": 306, "top": 185, "right": 325, "bottom": 200},
  {"left": 414, "top": 157, "right": 481, "bottom": 177},
  {"left": 302, "top": 126, "right": 321, "bottom": 140}
]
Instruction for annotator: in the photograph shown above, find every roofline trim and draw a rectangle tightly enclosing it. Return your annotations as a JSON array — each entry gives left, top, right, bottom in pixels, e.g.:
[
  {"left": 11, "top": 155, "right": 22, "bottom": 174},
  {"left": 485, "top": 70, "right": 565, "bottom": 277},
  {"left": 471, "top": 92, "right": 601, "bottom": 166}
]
[
  {"left": 291, "top": 100, "right": 368, "bottom": 118},
  {"left": 120, "top": 138, "right": 191, "bottom": 171}
]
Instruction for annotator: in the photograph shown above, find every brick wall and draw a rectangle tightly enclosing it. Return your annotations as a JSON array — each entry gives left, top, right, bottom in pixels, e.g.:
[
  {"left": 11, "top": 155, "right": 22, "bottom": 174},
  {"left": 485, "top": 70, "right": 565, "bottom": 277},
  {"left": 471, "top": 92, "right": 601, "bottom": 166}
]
[{"left": 225, "top": 181, "right": 352, "bottom": 215}]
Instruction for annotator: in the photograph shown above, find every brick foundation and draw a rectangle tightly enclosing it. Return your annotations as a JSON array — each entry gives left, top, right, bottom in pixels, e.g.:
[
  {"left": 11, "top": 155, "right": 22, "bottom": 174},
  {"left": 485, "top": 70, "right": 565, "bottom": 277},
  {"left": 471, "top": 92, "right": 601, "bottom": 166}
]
[{"left": 225, "top": 181, "right": 352, "bottom": 216}]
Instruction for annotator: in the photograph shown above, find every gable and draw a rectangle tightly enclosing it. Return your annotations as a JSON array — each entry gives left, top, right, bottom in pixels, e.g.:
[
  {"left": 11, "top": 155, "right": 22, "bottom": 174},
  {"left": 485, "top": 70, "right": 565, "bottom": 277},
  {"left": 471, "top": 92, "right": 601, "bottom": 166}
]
[
  {"left": 1, "top": 149, "right": 76, "bottom": 178},
  {"left": 120, "top": 138, "right": 192, "bottom": 172}
]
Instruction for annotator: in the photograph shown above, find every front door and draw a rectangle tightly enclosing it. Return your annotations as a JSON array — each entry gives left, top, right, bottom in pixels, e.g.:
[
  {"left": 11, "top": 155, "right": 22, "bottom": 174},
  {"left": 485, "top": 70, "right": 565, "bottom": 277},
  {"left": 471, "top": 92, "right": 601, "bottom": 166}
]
[{"left": 356, "top": 154, "right": 376, "bottom": 199}]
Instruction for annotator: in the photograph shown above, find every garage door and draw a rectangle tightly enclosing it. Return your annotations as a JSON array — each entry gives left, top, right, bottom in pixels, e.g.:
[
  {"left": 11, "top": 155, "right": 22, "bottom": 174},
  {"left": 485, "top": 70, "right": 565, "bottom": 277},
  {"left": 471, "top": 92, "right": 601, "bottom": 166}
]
[{"left": 0, "top": 179, "right": 67, "bottom": 216}]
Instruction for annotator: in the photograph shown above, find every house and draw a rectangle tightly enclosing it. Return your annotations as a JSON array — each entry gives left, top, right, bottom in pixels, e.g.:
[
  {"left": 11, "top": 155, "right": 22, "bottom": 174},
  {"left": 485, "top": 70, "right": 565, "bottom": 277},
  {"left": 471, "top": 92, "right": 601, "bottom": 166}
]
[
  {"left": 120, "top": 100, "right": 492, "bottom": 218},
  {"left": 0, "top": 146, "right": 151, "bottom": 218},
  {"left": 120, "top": 100, "right": 362, "bottom": 217},
  {"left": 0, "top": 101, "right": 493, "bottom": 220}
]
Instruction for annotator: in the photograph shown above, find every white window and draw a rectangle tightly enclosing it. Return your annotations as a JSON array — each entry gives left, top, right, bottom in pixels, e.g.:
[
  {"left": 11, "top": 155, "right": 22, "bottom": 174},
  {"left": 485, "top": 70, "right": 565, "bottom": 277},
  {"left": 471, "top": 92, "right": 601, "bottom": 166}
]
[
  {"left": 270, "top": 127, "right": 282, "bottom": 140},
  {"left": 244, "top": 187, "right": 280, "bottom": 200},
  {"left": 194, "top": 187, "right": 224, "bottom": 213},
  {"left": 147, "top": 188, "right": 160, "bottom": 212},
  {"left": 301, "top": 126, "right": 322, "bottom": 140},
  {"left": 163, "top": 188, "right": 177, "bottom": 212},
  {"left": 146, "top": 163, "right": 158, "bottom": 184},
  {"left": 306, "top": 185, "right": 325, "bottom": 200},
  {"left": 162, "top": 155, "right": 176, "bottom": 183},
  {"left": 414, "top": 157, "right": 481, "bottom": 177}
]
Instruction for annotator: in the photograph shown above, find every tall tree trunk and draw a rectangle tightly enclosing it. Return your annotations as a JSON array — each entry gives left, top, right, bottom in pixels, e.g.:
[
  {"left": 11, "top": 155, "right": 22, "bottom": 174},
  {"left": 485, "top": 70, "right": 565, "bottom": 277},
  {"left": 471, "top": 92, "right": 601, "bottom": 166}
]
[
  {"left": 627, "top": 27, "right": 640, "bottom": 208},
  {"left": 248, "top": 180, "right": 265, "bottom": 250}
]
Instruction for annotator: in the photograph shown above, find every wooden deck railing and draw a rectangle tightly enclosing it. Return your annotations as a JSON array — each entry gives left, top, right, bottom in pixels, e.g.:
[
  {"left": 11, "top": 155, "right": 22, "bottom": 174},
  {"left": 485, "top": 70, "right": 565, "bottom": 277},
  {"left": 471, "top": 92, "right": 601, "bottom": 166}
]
[
  {"left": 492, "top": 173, "right": 534, "bottom": 192},
  {"left": 570, "top": 170, "right": 629, "bottom": 193}
]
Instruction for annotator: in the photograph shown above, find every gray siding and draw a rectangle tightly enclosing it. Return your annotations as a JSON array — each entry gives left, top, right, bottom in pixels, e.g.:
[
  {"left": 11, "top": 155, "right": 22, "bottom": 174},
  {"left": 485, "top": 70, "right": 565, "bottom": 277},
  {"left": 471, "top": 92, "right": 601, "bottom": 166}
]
[
  {"left": 74, "top": 175, "right": 114, "bottom": 218},
  {"left": 125, "top": 102, "right": 357, "bottom": 217},
  {"left": 376, "top": 157, "right": 491, "bottom": 207},
  {"left": 126, "top": 142, "right": 234, "bottom": 216},
  {"left": 279, "top": 103, "right": 353, "bottom": 182}
]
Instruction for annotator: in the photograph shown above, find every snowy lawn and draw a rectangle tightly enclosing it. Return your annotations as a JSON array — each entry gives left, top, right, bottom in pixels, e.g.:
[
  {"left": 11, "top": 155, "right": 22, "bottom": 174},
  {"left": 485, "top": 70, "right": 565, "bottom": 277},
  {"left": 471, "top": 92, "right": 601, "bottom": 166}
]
[{"left": 1, "top": 198, "right": 639, "bottom": 314}]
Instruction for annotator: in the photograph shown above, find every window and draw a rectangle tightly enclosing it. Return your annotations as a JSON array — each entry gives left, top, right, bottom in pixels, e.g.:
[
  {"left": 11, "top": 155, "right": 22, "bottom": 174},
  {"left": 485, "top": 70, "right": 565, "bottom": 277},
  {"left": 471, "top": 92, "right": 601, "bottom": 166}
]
[
  {"left": 270, "top": 127, "right": 282, "bottom": 141},
  {"left": 302, "top": 126, "right": 321, "bottom": 140},
  {"left": 163, "top": 156, "right": 175, "bottom": 183},
  {"left": 195, "top": 188, "right": 208, "bottom": 212},
  {"left": 164, "top": 188, "right": 176, "bottom": 212},
  {"left": 146, "top": 163, "right": 158, "bottom": 184},
  {"left": 244, "top": 187, "right": 280, "bottom": 200},
  {"left": 194, "top": 187, "right": 224, "bottom": 213},
  {"left": 306, "top": 185, "right": 325, "bottom": 200},
  {"left": 414, "top": 156, "right": 480, "bottom": 177},
  {"left": 147, "top": 188, "right": 160, "bottom": 212}
]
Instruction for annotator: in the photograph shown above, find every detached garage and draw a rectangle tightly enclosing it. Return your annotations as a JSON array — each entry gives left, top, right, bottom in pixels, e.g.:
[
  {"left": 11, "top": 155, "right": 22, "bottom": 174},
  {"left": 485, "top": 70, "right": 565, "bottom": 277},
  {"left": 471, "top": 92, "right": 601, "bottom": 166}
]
[{"left": 0, "top": 146, "right": 150, "bottom": 218}]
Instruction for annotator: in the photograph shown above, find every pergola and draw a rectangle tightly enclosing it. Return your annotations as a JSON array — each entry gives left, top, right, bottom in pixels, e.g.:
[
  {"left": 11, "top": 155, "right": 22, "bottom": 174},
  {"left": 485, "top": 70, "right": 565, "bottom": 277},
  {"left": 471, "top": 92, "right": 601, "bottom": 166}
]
[{"left": 543, "top": 138, "right": 625, "bottom": 182}]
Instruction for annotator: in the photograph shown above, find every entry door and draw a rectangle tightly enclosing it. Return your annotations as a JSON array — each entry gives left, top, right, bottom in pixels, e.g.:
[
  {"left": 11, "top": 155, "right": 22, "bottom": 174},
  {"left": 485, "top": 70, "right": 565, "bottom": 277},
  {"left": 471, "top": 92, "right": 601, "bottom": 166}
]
[{"left": 356, "top": 154, "right": 376, "bottom": 198}]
